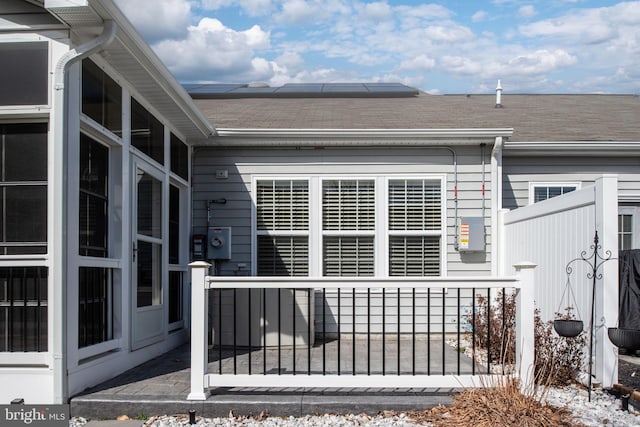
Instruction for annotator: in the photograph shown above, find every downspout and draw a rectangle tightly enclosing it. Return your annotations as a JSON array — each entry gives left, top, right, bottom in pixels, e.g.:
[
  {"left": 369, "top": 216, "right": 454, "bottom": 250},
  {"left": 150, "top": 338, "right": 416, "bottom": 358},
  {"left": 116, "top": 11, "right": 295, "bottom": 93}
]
[
  {"left": 51, "top": 20, "right": 117, "bottom": 404},
  {"left": 491, "top": 136, "right": 503, "bottom": 276}
]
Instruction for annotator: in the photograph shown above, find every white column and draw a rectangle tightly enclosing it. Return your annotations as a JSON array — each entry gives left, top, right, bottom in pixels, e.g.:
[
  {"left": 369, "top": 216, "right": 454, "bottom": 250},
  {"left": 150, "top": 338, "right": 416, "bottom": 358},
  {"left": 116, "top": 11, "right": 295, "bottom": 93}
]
[
  {"left": 187, "top": 261, "right": 211, "bottom": 400},
  {"left": 514, "top": 261, "right": 536, "bottom": 392},
  {"left": 595, "top": 175, "right": 618, "bottom": 388}
]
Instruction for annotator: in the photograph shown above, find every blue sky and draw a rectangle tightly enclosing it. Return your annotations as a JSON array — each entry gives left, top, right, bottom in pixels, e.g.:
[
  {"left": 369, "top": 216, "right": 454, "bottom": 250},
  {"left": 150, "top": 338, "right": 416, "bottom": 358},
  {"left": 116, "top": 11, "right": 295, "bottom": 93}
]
[{"left": 113, "top": 0, "right": 640, "bottom": 94}]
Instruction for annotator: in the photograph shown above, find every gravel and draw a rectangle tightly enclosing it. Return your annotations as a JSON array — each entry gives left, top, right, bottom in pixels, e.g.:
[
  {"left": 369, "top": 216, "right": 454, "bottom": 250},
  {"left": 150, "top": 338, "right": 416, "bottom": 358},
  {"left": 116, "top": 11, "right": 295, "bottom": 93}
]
[{"left": 69, "top": 385, "right": 640, "bottom": 427}]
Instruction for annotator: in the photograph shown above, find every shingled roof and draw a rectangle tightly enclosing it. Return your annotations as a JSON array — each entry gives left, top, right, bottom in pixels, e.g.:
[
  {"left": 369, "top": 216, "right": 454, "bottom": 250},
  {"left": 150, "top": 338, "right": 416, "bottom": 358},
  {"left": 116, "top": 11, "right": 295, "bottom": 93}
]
[{"left": 193, "top": 91, "right": 640, "bottom": 142}]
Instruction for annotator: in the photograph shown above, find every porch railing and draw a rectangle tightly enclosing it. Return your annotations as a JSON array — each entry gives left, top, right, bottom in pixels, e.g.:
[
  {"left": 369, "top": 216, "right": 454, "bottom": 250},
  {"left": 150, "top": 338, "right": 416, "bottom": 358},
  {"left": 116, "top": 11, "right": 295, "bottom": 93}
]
[{"left": 187, "top": 262, "right": 536, "bottom": 400}]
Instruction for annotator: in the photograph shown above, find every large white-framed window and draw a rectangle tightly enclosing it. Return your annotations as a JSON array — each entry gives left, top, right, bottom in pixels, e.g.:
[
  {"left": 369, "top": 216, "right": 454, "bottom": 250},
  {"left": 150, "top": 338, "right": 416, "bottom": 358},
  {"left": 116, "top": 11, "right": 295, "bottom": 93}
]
[
  {"left": 529, "top": 182, "right": 580, "bottom": 204},
  {"left": 252, "top": 175, "right": 446, "bottom": 277},
  {"left": 388, "top": 178, "right": 443, "bottom": 276},
  {"left": 322, "top": 178, "right": 375, "bottom": 276},
  {"left": 255, "top": 179, "right": 310, "bottom": 276}
]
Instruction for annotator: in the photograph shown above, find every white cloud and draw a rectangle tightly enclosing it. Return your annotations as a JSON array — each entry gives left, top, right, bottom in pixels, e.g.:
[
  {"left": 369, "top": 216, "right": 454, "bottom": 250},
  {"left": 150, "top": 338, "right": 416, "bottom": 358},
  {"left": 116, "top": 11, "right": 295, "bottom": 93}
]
[
  {"left": 151, "top": 18, "right": 273, "bottom": 82},
  {"left": 518, "top": 5, "right": 536, "bottom": 19},
  {"left": 396, "top": 55, "right": 436, "bottom": 72},
  {"left": 359, "top": 2, "right": 393, "bottom": 21},
  {"left": 519, "top": 2, "right": 640, "bottom": 45},
  {"left": 199, "top": 0, "right": 274, "bottom": 16},
  {"left": 114, "top": 0, "right": 191, "bottom": 42},
  {"left": 472, "top": 10, "right": 488, "bottom": 22},
  {"left": 273, "top": 0, "right": 332, "bottom": 25}
]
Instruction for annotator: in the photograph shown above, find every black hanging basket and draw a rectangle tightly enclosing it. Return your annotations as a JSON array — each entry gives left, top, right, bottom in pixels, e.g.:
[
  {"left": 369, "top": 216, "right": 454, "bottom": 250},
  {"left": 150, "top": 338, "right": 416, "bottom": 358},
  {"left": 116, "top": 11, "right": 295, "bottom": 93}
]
[
  {"left": 608, "top": 327, "right": 640, "bottom": 351},
  {"left": 553, "top": 319, "right": 584, "bottom": 337}
]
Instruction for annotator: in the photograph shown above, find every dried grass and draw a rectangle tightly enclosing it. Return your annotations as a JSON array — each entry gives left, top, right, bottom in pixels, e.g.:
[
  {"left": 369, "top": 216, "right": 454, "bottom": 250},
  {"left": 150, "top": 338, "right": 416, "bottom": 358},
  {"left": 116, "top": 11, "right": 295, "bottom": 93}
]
[{"left": 408, "top": 377, "right": 585, "bottom": 427}]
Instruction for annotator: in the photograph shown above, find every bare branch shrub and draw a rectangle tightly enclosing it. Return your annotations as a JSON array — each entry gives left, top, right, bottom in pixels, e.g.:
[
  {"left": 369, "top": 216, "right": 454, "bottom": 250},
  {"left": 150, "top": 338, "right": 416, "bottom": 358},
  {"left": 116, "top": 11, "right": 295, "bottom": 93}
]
[{"left": 471, "top": 292, "right": 586, "bottom": 386}]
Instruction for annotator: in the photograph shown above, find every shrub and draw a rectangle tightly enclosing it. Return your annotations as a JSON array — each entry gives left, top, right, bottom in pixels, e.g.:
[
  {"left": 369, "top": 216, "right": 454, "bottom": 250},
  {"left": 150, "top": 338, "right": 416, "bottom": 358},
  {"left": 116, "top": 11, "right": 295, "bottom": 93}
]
[{"left": 471, "top": 292, "right": 586, "bottom": 386}]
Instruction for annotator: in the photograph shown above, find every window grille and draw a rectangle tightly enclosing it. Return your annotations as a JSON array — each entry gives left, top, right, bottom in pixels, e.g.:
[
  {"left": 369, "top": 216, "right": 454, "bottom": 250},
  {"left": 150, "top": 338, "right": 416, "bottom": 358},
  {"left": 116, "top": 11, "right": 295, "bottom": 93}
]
[{"left": 0, "top": 267, "right": 48, "bottom": 352}]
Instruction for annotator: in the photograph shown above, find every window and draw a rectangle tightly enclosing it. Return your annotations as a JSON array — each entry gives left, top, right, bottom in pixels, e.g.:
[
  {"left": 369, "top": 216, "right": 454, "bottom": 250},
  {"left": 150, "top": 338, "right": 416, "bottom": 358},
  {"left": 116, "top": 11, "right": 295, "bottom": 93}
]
[
  {"left": 131, "top": 98, "right": 164, "bottom": 165},
  {"left": 168, "top": 271, "right": 183, "bottom": 324},
  {"left": 253, "top": 176, "right": 444, "bottom": 277},
  {"left": 0, "top": 124, "right": 47, "bottom": 255},
  {"left": 619, "top": 206, "right": 640, "bottom": 250},
  {"left": 256, "top": 180, "right": 309, "bottom": 276},
  {"left": 169, "top": 185, "right": 180, "bottom": 264},
  {"left": 388, "top": 179, "right": 441, "bottom": 276},
  {"left": 530, "top": 183, "right": 578, "bottom": 204},
  {"left": 322, "top": 179, "right": 375, "bottom": 276},
  {"left": 78, "top": 267, "right": 112, "bottom": 348},
  {"left": 619, "top": 214, "right": 633, "bottom": 250},
  {"left": 0, "top": 42, "right": 48, "bottom": 106},
  {"left": 82, "top": 59, "right": 122, "bottom": 135},
  {"left": 79, "top": 134, "right": 109, "bottom": 257},
  {"left": 170, "top": 134, "right": 188, "bottom": 180},
  {"left": 0, "top": 267, "right": 48, "bottom": 352}
]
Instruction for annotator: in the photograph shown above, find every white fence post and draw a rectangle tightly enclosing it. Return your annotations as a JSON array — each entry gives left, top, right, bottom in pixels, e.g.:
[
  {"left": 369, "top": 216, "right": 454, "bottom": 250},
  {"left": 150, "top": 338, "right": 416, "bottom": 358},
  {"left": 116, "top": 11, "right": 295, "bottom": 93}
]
[
  {"left": 187, "top": 261, "right": 211, "bottom": 401},
  {"left": 514, "top": 261, "right": 536, "bottom": 391}
]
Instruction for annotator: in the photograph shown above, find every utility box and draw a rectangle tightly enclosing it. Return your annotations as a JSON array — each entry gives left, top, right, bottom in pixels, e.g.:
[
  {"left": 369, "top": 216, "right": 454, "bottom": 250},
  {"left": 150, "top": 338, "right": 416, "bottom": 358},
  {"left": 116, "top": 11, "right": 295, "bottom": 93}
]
[
  {"left": 458, "top": 217, "right": 485, "bottom": 252},
  {"left": 207, "top": 227, "right": 232, "bottom": 260}
]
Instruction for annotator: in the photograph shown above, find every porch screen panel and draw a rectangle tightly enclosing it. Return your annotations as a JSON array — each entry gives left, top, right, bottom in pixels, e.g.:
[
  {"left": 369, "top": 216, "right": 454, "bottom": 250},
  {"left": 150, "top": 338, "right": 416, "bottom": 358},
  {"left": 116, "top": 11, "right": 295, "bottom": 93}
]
[
  {"left": 322, "top": 179, "right": 375, "bottom": 276},
  {"left": 388, "top": 179, "right": 442, "bottom": 276},
  {"left": 79, "top": 134, "right": 109, "bottom": 257},
  {"left": 131, "top": 98, "right": 164, "bottom": 165},
  {"left": 0, "top": 124, "right": 47, "bottom": 255},
  {"left": 0, "top": 267, "right": 48, "bottom": 352},
  {"left": 256, "top": 180, "right": 309, "bottom": 276},
  {"left": 82, "top": 59, "right": 122, "bottom": 135},
  {"left": 78, "top": 267, "right": 112, "bottom": 348}
]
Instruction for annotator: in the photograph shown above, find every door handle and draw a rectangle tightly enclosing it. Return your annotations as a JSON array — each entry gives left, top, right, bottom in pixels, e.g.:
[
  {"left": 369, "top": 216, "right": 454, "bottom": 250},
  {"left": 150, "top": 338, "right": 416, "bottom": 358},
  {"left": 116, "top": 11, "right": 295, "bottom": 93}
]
[{"left": 132, "top": 242, "right": 137, "bottom": 262}]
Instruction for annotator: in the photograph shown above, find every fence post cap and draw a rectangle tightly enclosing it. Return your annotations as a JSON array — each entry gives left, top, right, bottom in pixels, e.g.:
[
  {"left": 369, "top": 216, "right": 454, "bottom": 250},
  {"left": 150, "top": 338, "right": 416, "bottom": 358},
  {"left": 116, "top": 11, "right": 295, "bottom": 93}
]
[
  {"left": 189, "top": 261, "right": 212, "bottom": 268},
  {"left": 513, "top": 261, "right": 537, "bottom": 270}
]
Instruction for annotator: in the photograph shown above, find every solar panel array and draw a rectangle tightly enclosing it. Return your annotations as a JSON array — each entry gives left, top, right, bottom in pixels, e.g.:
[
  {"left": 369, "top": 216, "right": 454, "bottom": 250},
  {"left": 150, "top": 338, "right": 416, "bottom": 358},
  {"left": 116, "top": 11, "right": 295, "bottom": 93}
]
[{"left": 184, "top": 82, "right": 419, "bottom": 98}]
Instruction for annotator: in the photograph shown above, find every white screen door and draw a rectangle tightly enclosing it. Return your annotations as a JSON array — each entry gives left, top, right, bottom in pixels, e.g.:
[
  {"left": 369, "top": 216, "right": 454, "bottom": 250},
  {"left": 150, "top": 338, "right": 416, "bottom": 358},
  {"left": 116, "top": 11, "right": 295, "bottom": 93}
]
[{"left": 131, "top": 160, "right": 165, "bottom": 349}]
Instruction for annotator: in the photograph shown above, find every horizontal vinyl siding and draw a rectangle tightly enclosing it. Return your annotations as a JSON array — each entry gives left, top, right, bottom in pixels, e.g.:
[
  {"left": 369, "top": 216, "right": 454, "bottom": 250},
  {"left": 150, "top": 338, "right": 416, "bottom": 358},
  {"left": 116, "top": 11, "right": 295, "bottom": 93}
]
[
  {"left": 192, "top": 145, "right": 493, "bottom": 276},
  {"left": 503, "top": 155, "right": 640, "bottom": 209}
]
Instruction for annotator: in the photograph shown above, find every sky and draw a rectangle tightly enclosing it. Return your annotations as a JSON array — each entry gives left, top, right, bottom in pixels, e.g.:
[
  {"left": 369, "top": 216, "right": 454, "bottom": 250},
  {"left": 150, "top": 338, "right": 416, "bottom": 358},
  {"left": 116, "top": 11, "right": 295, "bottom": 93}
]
[{"left": 112, "top": 0, "right": 640, "bottom": 94}]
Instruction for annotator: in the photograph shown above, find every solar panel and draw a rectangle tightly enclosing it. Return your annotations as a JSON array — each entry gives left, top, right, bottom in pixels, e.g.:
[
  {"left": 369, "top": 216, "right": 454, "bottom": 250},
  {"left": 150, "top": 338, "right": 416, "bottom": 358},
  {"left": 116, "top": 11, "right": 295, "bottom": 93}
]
[{"left": 183, "top": 82, "right": 419, "bottom": 98}]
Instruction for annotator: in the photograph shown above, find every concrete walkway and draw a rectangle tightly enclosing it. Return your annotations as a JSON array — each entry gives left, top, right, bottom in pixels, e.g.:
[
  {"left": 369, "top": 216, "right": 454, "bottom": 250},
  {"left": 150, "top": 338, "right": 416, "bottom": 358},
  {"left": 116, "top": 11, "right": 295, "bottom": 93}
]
[{"left": 70, "top": 340, "right": 466, "bottom": 419}]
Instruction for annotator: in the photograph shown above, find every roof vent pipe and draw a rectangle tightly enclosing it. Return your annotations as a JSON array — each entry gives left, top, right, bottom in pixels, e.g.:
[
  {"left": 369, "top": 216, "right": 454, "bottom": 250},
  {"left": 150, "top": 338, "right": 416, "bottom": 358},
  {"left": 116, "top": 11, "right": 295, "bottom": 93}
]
[{"left": 495, "top": 80, "right": 503, "bottom": 108}]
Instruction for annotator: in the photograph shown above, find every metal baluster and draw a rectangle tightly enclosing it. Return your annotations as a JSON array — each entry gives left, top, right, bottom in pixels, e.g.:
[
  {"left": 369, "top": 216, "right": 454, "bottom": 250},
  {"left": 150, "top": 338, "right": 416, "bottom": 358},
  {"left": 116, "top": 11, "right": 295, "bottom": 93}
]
[
  {"left": 472, "top": 288, "right": 476, "bottom": 376},
  {"left": 352, "top": 288, "right": 356, "bottom": 376}
]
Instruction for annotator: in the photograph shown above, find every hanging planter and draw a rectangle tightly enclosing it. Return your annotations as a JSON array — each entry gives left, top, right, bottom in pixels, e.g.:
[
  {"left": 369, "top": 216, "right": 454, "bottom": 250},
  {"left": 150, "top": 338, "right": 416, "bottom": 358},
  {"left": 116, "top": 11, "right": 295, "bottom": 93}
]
[
  {"left": 608, "top": 327, "right": 640, "bottom": 351},
  {"left": 553, "top": 319, "right": 584, "bottom": 338}
]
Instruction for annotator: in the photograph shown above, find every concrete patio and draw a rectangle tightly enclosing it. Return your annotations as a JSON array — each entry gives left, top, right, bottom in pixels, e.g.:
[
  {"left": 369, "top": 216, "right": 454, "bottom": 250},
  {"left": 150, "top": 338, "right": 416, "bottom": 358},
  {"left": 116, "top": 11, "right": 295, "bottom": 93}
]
[{"left": 70, "top": 337, "right": 470, "bottom": 419}]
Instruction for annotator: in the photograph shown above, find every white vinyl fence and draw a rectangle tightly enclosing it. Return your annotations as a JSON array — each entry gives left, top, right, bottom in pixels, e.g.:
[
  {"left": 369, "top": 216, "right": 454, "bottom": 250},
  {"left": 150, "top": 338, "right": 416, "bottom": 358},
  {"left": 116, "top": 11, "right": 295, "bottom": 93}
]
[{"left": 502, "top": 175, "right": 619, "bottom": 387}]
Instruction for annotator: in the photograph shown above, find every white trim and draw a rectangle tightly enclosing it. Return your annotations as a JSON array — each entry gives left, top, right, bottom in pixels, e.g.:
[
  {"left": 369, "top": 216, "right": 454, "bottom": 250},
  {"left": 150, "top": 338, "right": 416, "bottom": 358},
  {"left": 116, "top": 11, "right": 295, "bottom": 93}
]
[
  {"left": 216, "top": 128, "right": 513, "bottom": 139},
  {"left": 505, "top": 140, "right": 640, "bottom": 156},
  {"left": 0, "top": 353, "right": 50, "bottom": 366},
  {"left": 77, "top": 338, "right": 120, "bottom": 361},
  {"left": 528, "top": 181, "right": 582, "bottom": 205}
]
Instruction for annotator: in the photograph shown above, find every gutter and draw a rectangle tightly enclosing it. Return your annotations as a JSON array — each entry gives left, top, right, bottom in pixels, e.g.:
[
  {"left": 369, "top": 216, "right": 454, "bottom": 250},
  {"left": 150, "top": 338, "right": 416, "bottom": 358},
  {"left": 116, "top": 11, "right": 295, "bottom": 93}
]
[
  {"left": 491, "top": 136, "right": 504, "bottom": 276},
  {"left": 504, "top": 140, "right": 640, "bottom": 156},
  {"left": 215, "top": 128, "right": 514, "bottom": 139},
  {"left": 50, "top": 19, "right": 117, "bottom": 404}
]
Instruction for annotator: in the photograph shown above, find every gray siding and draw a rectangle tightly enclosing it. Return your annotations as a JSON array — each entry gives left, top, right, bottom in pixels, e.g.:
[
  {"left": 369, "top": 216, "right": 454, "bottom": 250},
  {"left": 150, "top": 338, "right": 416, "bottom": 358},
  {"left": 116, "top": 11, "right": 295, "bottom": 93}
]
[
  {"left": 192, "top": 145, "right": 494, "bottom": 277},
  {"left": 503, "top": 155, "right": 640, "bottom": 209}
]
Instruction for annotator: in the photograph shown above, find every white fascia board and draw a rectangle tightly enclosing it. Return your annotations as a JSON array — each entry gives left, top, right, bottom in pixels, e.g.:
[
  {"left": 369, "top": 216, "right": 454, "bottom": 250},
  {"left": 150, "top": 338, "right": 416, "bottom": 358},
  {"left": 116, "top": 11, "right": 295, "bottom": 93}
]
[
  {"left": 211, "top": 128, "right": 514, "bottom": 146},
  {"left": 504, "top": 140, "right": 640, "bottom": 156}
]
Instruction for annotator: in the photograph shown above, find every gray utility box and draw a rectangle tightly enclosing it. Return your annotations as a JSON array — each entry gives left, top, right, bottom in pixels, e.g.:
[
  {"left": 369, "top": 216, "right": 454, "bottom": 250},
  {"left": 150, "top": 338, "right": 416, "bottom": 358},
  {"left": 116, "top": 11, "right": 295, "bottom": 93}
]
[
  {"left": 458, "top": 217, "right": 485, "bottom": 252},
  {"left": 207, "top": 226, "right": 231, "bottom": 260}
]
